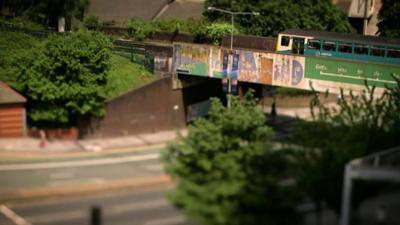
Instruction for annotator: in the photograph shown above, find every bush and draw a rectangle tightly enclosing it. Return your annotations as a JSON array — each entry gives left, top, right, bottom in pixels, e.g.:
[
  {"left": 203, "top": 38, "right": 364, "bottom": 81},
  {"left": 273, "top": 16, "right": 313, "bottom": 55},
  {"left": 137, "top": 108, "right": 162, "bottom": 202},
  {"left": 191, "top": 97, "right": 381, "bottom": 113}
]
[
  {"left": 13, "top": 30, "right": 112, "bottom": 127},
  {"left": 83, "top": 15, "right": 102, "bottom": 31},
  {"left": 163, "top": 92, "right": 299, "bottom": 225},
  {"left": 196, "top": 22, "right": 238, "bottom": 45},
  {"left": 126, "top": 17, "right": 156, "bottom": 41}
]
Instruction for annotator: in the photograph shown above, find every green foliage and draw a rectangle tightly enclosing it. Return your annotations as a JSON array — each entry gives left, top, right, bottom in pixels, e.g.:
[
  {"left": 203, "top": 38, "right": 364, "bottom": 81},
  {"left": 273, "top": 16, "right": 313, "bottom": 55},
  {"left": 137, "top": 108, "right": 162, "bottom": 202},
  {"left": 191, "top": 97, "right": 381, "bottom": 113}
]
[
  {"left": 0, "top": 0, "right": 89, "bottom": 30},
  {"left": 0, "top": 31, "right": 40, "bottom": 84},
  {"left": 126, "top": 17, "right": 157, "bottom": 41},
  {"left": 13, "top": 30, "right": 112, "bottom": 127},
  {"left": 197, "top": 22, "right": 238, "bottom": 45},
  {"left": 289, "top": 81, "right": 400, "bottom": 213},
  {"left": 377, "top": 0, "right": 400, "bottom": 38},
  {"left": 153, "top": 17, "right": 208, "bottom": 34},
  {"left": 204, "top": 0, "right": 355, "bottom": 36},
  {"left": 163, "top": 92, "right": 299, "bottom": 225},
  {"left": 0, "top": 16, "right": 44, "bottom": 29},
  {"left": 106, "top": 54, "right": 155, "bottom": 99},
  {"left": 83, "top": 15, "right": 102, "bottom": 31}
]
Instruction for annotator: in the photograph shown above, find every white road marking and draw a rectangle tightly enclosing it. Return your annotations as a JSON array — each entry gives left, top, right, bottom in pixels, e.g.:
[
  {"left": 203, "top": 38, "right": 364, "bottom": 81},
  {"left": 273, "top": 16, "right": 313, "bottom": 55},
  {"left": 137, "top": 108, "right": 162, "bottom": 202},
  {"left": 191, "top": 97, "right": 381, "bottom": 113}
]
[
  {"left": 24, "top": 198, "right": 170, "bottom": 224},
  {"left": 144, "top": 215, "right": 186, "bottom": 225},
  {"left": 0, "top": 205, "right": 32, "bottom": 225},
  {"left": 0, "top": 153, "right": 160, "bottom": 171}
]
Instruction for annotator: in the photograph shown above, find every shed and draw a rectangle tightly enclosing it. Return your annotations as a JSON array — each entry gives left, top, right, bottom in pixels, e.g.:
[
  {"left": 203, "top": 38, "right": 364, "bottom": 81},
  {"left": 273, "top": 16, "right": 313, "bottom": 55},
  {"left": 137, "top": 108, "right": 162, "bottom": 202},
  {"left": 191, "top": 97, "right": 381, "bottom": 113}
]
[{"left": 0, "top": 81, "right": 26, "bottom": 137}]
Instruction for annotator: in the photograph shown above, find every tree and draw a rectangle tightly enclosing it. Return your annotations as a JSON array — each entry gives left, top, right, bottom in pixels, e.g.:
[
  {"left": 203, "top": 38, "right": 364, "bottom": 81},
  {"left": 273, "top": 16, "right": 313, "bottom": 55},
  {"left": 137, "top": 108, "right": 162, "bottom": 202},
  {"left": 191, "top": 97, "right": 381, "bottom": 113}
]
[
  {"left": 84, "top": 15, "right": 102, "bottom": 31},
  {"left": 196, "top": 22, "right": 238, "bottom": 45},
  {"left": 163, "top": 92, "right": 299, "bottom": 225},
  {"left": 377, "top": 0, "right": 400, "bottom": 38},
  {"left": 0, "top": 0, "right": 89, "bottom": 30},
  {"left": 204, "top": 0, "right": 355, "bottom": 37},
  {"left": 13, "top": 30, "right": 112, "bottom": 127},
  {"left": 289, "top": 81, "right": 400, "bottom": 220}
]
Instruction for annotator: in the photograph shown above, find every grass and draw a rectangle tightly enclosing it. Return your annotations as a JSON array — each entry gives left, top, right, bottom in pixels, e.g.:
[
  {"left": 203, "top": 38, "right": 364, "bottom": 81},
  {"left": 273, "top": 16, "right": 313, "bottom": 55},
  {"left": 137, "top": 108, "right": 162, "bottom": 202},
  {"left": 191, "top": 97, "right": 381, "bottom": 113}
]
[
  {"left": 106, "top": 54, "right": 156, "bottom": 99},
  {"left": 0, "top": 30, "right": 156, "bottom": 99}
]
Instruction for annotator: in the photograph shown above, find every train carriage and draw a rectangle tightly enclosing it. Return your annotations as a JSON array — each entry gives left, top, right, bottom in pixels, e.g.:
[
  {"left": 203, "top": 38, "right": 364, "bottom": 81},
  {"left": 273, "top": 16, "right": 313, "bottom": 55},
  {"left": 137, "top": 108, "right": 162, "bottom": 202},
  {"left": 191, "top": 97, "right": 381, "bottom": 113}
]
[{"left": 276, "top": 29, "right": 400, "bottom": 65}]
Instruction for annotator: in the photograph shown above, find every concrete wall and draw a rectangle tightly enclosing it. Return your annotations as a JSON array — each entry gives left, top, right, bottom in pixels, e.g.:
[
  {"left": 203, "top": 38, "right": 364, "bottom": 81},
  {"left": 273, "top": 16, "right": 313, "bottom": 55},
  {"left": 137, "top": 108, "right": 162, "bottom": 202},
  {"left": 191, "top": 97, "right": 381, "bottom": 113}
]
[{"left": 79, "top": 76, "right": 224, "bottom": 138}]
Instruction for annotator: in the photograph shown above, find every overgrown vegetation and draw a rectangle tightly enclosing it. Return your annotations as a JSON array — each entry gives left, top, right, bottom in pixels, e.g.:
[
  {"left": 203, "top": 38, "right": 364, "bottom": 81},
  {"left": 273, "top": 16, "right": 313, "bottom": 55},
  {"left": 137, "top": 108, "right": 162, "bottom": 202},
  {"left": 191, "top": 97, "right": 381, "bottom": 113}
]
[
  {"left": 377, "top": 0, "right": 400, "bottom": 38},
  {"left": 288, "top": 81, "right": 400, "bottom": 219},
  {"left": 126, "top": 17, "right": 235, "bottom": 45},
  {"left": 106, "top": 54, "right": 155, "bottom": 99},
  {"left": 0, "top": 0, "right": 89, "bottom": 30},
  {"left": 12, "top": 30, "right": 112, "bottom": 127},
  {"left": 204, "top": 0, "right": 355, "bottom": 36},
  {"left": 163, "top": 79, "right": 400, "bottom": 224},
  {"left": 0, "top": 31, "right": 40, "bottom": 85},
  {"left": 83, "top": 15, "right": 102, "bottom": 31},
  {"left": 163, "top": 92, "right": 299, "bottom": 225}
]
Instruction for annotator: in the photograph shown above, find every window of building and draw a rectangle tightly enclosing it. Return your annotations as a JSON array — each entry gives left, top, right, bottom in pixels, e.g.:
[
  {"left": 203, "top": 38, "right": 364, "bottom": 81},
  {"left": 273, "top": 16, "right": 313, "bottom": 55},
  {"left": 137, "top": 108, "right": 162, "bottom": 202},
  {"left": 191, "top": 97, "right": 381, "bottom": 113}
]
[
  {"left": 370, "top": 46, "right": 385, "bottom": 57},
  {"left": 308, "top": 39, "right": 321, "bottom": 50},
  {"left": 322, "top": 41, "right": 336, "bottom": 51},
  {"left": 354, "top": 44, "right": 369, "bottom": 55},
  {"left": 387, "top": 49, "right": 400, "bottom": 58},
  {"left": 338, "top": 43, "right": 352, "bottom": 53},
  {"left": 281, "top": 36, "right": 290, "bottom": 47}
]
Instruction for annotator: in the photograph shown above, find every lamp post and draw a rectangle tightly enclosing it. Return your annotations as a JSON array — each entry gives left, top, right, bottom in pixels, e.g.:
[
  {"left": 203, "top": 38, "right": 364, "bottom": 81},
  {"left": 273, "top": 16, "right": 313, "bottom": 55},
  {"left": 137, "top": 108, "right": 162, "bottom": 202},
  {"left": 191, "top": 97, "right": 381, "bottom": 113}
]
[{"left": 207, "top": 6, "right": 259, "bottom": 107}]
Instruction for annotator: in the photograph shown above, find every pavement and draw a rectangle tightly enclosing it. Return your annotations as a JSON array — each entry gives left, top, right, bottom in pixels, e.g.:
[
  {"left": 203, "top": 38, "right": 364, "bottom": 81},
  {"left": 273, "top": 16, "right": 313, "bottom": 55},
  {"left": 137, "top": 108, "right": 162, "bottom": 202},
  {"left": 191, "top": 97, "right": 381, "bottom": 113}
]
[{"left": 0, "top": 129, "right": 187, "bottom": 158}]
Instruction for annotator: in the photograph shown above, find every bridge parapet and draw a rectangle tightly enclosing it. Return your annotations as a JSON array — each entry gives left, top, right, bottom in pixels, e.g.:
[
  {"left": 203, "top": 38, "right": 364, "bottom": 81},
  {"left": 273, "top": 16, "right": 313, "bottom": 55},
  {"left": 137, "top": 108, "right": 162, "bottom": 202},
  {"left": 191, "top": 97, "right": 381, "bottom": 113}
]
[{"left": 172, "top": 42, "right": 399, "bottom": 96}]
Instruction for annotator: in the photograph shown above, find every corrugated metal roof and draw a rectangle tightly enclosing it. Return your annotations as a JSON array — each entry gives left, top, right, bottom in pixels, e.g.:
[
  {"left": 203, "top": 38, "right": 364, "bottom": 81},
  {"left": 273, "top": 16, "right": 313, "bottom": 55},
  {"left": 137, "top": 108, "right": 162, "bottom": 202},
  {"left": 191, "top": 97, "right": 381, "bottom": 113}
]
[
  {"left": 0, "top": 81, "right": 26, "bottom": 104},
  {"left": 281, "top": 29, "right": 400, "bottom": 48}
]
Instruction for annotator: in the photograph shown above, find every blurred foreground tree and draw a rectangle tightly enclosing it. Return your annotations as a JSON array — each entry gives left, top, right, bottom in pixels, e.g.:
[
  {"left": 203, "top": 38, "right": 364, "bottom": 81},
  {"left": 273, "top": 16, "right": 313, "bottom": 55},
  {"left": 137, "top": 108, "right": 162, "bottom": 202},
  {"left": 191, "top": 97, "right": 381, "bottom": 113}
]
[
  {"left": 289, "top": 80, "right": 400, "bottom": 222},
  {"left": 377, "top": 0, "right": 400, "bottom": 38},
  {"left": 204, "top": 0, "right": 354, "bottom": 36},
  {"left": 13, "top": 30, "right": 112, "bottom": 127},
  {"left": 163, "top": 92, "right": 299, "bottom": 225}
]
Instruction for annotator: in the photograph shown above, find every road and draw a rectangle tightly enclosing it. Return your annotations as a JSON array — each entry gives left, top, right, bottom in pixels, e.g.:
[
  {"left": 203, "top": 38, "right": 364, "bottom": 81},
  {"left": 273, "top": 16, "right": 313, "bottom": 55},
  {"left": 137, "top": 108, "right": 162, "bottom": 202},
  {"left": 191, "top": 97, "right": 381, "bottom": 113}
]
[
  {"left": 0, "top": 147, "right": 196, "bottom": 225},
  {"left": 0, "top": 148, "right": 165, "bottom": 194},
  {"left": 1, "top": 187, "right": 195, "bottom": 225}
]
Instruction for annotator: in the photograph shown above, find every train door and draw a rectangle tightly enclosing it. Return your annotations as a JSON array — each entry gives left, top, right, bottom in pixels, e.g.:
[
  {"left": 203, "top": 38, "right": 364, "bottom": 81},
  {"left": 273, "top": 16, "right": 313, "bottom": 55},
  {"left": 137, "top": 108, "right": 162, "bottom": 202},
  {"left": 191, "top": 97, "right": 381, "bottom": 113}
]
[{"left": 292, "top": 37, "right": 305, "bottom": 54}]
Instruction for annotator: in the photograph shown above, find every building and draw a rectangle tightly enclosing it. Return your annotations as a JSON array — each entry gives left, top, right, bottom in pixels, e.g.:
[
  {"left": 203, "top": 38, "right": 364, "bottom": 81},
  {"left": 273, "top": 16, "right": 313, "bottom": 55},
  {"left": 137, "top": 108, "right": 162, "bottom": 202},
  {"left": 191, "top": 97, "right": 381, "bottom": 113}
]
[{"left": 0, "top": 81, "right": 26, "bottom": 137}]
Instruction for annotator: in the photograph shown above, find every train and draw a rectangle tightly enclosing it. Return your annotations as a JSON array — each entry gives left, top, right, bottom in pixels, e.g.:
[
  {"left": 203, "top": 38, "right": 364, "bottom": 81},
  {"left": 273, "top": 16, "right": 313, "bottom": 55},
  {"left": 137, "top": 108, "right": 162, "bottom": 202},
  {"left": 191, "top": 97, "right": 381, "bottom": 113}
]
[{"left": 276, "top": 29, "right": 400, "bottom": 65}]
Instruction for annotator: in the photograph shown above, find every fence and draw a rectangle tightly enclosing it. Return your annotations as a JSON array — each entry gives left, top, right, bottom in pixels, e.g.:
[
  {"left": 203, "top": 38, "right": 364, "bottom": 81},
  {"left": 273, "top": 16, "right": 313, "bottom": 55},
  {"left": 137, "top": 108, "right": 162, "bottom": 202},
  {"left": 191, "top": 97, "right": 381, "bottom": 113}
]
[{"left": 113, "top": 40, "right": 155, "bottom": 73}]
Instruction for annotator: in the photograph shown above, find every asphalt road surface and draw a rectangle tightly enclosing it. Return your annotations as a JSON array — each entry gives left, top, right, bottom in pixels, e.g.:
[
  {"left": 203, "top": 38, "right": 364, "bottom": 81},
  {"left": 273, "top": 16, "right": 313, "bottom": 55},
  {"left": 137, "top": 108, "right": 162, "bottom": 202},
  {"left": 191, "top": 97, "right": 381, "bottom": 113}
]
[
  {"left": 1, "top": 187, "right": 196, "bottom": 225},
  {"left": 0, "top": 148, "right": 164, "bottom": 194}
]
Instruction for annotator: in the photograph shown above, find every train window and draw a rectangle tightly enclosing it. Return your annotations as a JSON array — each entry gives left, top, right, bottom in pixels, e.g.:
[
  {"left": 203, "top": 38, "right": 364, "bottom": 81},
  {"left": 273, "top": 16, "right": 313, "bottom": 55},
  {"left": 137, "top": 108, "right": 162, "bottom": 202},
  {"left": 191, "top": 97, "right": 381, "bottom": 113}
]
[
  {"left": 338, "top": 43, "right": 352, "bottom": 53},
  {"left": 370, "top": 46, "right": 385, "bottom": 57},
  {"left": 322, "top": 41, "right": 336, "bottom": 51},
  {"left": 281, "top": 36, "right": 290, "bottom": 46},
  {"left": 308, "top": 40, "right": 321, "bottom": 50},
  {"left": 387, "top": 49, "right": 400, "bottom": 58},
  {"left": 354, "top": 44, "right": 369, "bottom": 55}
]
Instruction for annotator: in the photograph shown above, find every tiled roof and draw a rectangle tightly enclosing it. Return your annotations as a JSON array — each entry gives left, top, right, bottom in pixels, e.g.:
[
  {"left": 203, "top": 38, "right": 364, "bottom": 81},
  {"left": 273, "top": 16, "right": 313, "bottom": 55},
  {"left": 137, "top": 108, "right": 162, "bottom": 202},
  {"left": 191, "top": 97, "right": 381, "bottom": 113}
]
[{"left": 0, "top": 81, "right": 26, "bottom": 104}]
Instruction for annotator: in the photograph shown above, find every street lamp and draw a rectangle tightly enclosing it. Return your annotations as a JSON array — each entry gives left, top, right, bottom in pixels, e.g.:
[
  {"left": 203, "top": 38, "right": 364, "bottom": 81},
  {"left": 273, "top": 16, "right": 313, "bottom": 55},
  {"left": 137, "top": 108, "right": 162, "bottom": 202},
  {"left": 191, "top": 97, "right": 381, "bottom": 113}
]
[
  {"left": 207, "top": 6, "right": 259, "bottom": 107},
  {"left": 207, "top": 6, "right": 260, "bottom": 50}
]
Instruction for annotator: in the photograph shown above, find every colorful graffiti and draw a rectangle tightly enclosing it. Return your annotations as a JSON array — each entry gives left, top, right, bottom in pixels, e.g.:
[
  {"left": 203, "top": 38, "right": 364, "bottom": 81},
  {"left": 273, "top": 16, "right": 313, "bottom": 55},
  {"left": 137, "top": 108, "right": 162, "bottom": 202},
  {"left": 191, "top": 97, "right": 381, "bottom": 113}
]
[
  {"left": 173, "top": 44, "right": 210, "bottom": 76},
  {"left": 173, "top": 43, "right": 396, "bottom": 94},
  {"left": 238, "top": 51, "right": 259, "bottom": 83},
  {"left": 272, "top": 54, "right": 306, "bottom": 88}
]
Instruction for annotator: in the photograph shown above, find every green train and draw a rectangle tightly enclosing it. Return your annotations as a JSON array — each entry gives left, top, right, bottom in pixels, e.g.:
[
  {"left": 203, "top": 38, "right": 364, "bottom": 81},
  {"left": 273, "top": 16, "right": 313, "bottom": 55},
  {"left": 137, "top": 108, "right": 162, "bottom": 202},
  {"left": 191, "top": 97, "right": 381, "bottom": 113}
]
[{"left": 276, "top": 29, "right": 400, "bottom": 65}]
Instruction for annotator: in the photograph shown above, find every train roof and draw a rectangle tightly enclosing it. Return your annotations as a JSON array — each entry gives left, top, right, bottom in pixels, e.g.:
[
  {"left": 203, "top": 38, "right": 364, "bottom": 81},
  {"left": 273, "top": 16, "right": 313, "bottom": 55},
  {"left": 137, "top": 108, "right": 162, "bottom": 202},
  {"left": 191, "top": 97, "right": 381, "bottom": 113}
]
[{"left": 280, "top": 29, "right": 400, "bottom": 48}]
